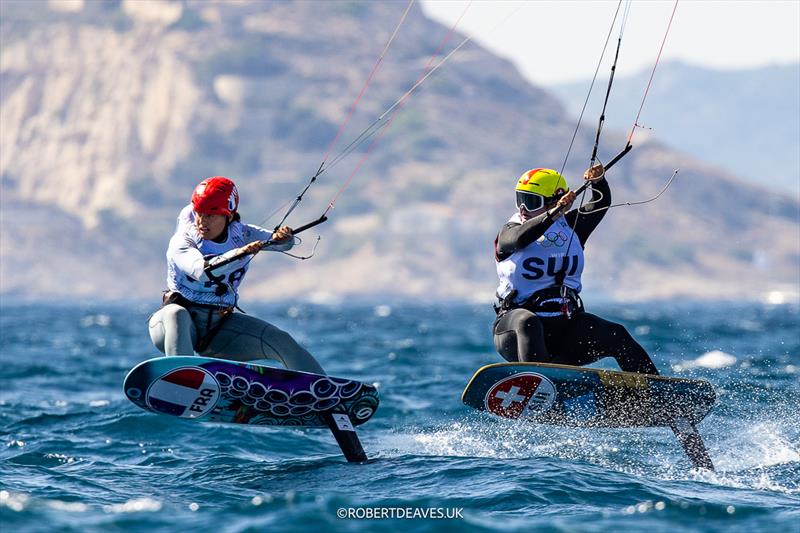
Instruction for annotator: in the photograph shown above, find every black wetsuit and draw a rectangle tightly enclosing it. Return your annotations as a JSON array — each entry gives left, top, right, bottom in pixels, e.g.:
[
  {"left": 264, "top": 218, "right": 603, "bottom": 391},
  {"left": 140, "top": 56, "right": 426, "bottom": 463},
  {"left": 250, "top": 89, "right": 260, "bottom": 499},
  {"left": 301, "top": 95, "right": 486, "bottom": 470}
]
[{"left": 493, "top": 178, "right": 659, "bottom": 375}]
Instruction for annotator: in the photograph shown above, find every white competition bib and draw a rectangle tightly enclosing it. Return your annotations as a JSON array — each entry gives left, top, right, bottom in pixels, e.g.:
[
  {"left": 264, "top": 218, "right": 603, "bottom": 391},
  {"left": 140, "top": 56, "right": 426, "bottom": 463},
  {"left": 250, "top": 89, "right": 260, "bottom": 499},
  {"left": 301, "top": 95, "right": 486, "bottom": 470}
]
[
  {"left": 167, "top": 207, "right": 252, "bottom": 306},
  {"left": 496, "top": 214, "right": 584, "bottom": 305}
]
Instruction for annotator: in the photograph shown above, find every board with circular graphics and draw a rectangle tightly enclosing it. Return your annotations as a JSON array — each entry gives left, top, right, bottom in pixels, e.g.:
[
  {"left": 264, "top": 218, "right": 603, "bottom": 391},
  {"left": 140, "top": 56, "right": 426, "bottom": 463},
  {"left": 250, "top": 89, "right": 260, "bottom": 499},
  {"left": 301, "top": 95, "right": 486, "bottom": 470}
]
[
  {"left": 462, "top": 362, "right": 716, "bottom": 428},
  {"left": 124, "top": 356, "right": 380, "bottom": 428}
]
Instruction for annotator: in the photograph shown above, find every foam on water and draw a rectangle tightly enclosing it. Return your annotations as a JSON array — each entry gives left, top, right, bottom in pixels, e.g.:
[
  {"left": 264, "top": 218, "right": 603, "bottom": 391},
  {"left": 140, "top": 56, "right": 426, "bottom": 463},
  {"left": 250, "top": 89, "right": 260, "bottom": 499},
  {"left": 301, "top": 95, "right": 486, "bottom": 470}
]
[
  {"left": 1, "top": 301, "right": 798, "bottom": 532},
  {"left": 673, "top": 350, "right": 737, "bottom": 371}
]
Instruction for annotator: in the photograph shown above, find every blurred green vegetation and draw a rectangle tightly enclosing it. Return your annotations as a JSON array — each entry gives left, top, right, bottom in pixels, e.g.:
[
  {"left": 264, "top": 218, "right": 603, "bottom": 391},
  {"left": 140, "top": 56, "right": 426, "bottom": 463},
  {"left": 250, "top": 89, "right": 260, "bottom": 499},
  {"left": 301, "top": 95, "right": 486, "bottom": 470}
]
[
  {"left": 169, "top": 5, "right": 207, "bottom": 32},
  {"left": 199, "top": 35, "right": 288, "bottom": 85},
  {"left": 272, "top": 106, "right": 338, "bottom": 152}
]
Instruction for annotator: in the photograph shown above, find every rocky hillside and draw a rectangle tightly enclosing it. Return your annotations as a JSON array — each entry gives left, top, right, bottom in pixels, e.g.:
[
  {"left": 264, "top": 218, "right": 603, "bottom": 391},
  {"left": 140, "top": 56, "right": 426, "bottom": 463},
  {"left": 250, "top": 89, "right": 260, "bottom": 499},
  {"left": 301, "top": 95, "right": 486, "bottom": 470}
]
[{"left": 1, "top": 0, "right": 797, "bottom": 304}]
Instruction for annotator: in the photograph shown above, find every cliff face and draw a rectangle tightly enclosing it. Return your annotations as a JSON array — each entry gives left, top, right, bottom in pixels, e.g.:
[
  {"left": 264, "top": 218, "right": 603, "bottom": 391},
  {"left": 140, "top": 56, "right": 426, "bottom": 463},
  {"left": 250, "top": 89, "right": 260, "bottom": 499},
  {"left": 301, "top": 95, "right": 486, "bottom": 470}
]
[
  {"left": 1, "top": 0, "right": 797, "bottom": 303},
  {"left": 2, "top": 21, "right": 200, "bottom": 226}
]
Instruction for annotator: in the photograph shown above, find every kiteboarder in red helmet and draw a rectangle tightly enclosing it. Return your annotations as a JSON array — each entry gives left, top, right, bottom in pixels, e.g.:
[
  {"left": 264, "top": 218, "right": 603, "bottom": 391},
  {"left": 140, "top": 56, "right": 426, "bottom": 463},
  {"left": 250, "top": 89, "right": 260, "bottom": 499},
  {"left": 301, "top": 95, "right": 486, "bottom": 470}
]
[{"left": 147, "top": 176, "right": 324, "bottom": 373}]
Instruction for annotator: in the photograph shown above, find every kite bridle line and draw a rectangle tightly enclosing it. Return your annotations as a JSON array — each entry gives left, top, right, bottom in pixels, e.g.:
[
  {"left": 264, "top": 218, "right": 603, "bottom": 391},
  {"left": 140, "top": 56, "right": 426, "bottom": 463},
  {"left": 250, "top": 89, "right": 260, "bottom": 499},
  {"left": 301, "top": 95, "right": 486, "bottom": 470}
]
[
  {"left": 263, "top": 0, "right": 417, "bottom": 232},
  {"left": 214, "top": 1, "right": 484, "bottom": 272},
  {"left": 557, "top": 0, "right": 679, "bottom": 311},
  {"left": 262, "top": 1, "right": 481, "bottom": 231},
  {"left": 560, "top": 0, "right": 627, "bottom": 176}
]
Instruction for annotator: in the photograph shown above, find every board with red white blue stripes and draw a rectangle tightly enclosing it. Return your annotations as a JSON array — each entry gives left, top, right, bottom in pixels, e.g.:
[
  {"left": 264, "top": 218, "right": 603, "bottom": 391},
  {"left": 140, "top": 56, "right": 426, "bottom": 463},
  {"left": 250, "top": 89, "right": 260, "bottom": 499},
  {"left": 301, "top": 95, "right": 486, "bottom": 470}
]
[{"left": 123, "top": 356, "right": 379, "bottom": 428}]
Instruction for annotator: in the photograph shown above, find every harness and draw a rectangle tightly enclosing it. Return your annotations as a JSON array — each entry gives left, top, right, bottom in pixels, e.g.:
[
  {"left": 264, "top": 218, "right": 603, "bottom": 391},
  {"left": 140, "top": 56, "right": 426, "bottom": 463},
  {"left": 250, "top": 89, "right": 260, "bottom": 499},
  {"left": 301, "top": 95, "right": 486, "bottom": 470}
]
[
  {"left": 162, "top": 291, "right": 234, "bottom": 352},
  {"left": 494, "top": 285, "right": 584, "bottom": 319}
]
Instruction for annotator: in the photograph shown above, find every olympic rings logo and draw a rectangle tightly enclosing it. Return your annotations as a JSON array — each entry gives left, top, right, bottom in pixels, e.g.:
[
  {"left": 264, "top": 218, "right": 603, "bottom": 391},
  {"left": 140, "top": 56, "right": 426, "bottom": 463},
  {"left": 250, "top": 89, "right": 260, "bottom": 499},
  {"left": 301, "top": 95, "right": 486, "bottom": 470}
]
[{"left": 538, "top": 231, "right": 568, "bottom": 248}]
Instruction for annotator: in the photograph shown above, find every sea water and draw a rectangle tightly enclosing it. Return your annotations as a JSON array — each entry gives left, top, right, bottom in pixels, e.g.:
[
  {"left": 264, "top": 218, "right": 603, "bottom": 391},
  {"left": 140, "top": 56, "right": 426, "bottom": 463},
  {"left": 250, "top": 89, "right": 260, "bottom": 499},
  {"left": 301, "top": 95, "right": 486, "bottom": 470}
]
[{"left": 1, "top": 301, "right": 798, "bottom": 532}]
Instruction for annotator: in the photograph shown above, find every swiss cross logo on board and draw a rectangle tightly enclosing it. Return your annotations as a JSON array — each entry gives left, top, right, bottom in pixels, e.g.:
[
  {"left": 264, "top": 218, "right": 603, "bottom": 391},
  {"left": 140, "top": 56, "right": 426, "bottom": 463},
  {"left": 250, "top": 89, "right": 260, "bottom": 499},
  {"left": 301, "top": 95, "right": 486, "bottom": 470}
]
[{"left": 484, "top": 373, "right": 556, "bottom": 419}]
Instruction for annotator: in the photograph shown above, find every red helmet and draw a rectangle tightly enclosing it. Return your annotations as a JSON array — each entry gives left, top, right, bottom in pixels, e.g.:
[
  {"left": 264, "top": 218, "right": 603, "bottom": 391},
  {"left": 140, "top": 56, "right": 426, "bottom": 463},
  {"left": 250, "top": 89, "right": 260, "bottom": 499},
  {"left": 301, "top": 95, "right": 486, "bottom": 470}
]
[{"left": 191, "top": 176, "right": 239, "bottom": 216}]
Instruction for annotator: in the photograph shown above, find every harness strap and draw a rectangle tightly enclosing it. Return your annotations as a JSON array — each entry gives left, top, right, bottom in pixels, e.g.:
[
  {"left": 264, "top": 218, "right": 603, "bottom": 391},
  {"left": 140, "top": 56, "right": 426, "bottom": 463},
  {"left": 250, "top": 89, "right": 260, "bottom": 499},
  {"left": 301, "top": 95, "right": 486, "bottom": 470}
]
[
  {"left": 495, "top": 286, "right": 583, "bottom": 318},
  {"left": 194, "top": 307, "right": 233, "bottom": 353},
  {"left": 161, "top": 291, "right": 234, "bottom": 352}
]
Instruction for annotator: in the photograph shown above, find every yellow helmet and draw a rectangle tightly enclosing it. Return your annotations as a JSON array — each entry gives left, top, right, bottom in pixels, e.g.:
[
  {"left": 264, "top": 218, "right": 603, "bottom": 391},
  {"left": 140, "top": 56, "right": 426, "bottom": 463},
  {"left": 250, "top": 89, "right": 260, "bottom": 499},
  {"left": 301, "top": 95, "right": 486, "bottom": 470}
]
[{"left": 515, "top": 168, "right": 569, "bottom": 211}]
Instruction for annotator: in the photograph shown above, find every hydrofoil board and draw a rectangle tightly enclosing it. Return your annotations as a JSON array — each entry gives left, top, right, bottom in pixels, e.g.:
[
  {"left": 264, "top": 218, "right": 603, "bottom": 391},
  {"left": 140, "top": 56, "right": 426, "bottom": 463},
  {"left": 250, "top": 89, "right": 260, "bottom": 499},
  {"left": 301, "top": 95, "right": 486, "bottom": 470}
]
[
  {"left": 462, "top": 362, "right": 715, "bottom": 469},
  {"left": 124, "top": 356, "right": 379, "bottom": 462}
]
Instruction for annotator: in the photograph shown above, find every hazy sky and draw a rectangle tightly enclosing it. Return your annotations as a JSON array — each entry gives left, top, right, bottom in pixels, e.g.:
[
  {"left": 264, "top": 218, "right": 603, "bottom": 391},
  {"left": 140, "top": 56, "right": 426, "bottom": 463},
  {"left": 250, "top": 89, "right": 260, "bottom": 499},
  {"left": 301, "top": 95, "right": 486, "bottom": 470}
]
[{"left": 420, "top": 0, "right": 800, "bottom": 84}]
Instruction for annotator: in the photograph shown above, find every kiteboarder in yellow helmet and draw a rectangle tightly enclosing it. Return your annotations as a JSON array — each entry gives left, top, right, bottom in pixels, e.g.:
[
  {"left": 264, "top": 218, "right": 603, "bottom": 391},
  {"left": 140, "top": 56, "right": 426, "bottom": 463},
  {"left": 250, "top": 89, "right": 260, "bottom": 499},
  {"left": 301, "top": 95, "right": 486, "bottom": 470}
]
[
  {"left": 514, "top": 168, "right": 570, "bottom": 213},
  {"left": 493, "top": 163, "right": 659, "bottom": 374}
]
